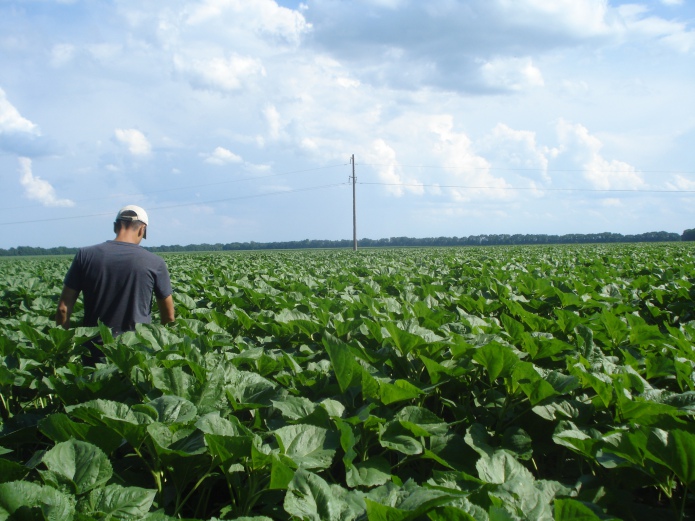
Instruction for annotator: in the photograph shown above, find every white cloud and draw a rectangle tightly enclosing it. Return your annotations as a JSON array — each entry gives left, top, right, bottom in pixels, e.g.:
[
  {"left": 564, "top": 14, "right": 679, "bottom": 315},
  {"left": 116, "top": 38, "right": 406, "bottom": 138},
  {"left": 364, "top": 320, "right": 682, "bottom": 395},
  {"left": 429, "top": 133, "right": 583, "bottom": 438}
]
[
  {"left": 555, "top": 120, "right": 644, "bottom": 190},
  {"left": 480, "top": 57, "right": 544, "bottom": 92},
  {"left": 667, "top": 175, "right": 695, "bottom": 191},
  {"left": 495, "top": 0, "right": 615, "bottom": 38},
  {"left": 174, "top": 53, "right": 266, "bottom": 93},
  {"left": 661, "top": 0, "right": 683, "bottom": 6},
  {"left": 618, "top": 4, "right": 695, "bottom": 52},
  {"left": 366, "top": 139, "right": 407, "bottom": 197},
  {"left": 114, "top": 128, "right": 151, "bottom": 156},
  {"left": 204, "top": 146, "right": 242, "bottom": 165},
  {"left": 18, "top": 157, "right": 74, "bottom": 207},
  {"left": 263, "top": 105, "right": 283, "bottom": 140},
  {"left": 0, "top": 88, "right": 39, "bottom": 135},
  {"left": 428, "top": 115, "right": 509, "bottom": 201},
  {"left": 184, "top": 0, "right": 311, "bottom": 45},
  {"left": 1, "top": 0, "right": 694, "bottom": 246},
  {"left": 478, "top": 123, "right": 550, "bottom": 182}
]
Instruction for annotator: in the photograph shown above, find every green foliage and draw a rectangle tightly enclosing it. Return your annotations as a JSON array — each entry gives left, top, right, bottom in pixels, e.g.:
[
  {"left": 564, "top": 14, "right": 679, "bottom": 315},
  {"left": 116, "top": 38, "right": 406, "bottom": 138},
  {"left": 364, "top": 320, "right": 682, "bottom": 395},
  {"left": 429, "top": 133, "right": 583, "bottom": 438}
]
[{"left": 1, "top": 244, "right": 694, "bottom": 520}]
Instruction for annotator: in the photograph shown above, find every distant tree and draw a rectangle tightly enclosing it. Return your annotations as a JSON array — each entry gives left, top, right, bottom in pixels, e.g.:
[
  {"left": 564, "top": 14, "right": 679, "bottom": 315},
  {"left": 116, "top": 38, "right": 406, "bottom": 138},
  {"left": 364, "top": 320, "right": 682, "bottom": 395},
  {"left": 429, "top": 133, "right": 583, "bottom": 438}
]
[{"left": 682, "top": 229, "right": 695, "bottom": 241}]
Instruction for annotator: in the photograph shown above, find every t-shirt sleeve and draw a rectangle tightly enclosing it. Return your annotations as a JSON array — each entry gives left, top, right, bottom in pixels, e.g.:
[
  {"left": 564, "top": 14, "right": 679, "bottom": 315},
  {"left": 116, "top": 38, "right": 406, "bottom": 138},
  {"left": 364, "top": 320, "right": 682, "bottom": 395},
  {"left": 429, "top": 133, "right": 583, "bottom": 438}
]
[
  {"left": 63, "top": 250, "right": 84, "bottom": 291},
  {"left": 154, "top": 260, "right": 173, "bottom": 299}
]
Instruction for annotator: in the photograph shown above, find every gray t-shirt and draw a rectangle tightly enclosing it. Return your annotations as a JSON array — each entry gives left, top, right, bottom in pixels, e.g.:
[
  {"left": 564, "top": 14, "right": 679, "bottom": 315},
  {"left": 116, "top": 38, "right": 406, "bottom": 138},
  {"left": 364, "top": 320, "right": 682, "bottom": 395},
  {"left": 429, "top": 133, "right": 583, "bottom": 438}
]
[{"left": 64, "top": 241, "right": 172, "bottom": 334}]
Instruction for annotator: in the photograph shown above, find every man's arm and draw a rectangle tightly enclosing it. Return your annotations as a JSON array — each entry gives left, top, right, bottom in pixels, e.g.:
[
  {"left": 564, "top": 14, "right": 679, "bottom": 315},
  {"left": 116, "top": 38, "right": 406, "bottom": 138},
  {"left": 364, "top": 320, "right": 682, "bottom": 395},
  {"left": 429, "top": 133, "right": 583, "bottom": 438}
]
[
  {"left": 157, "top": 295, "right": 175, "bottom": 325},
  {"left": 55, "top": 286, "right": 80, "bottom": 329}
]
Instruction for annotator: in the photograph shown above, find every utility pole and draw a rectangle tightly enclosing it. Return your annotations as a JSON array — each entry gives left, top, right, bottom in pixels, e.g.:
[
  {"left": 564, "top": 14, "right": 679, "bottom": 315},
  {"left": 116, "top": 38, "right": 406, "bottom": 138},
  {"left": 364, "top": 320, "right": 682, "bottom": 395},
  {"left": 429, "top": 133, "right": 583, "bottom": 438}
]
[{"left": 350, "top": 154, "right": 357, "bottom": 251}]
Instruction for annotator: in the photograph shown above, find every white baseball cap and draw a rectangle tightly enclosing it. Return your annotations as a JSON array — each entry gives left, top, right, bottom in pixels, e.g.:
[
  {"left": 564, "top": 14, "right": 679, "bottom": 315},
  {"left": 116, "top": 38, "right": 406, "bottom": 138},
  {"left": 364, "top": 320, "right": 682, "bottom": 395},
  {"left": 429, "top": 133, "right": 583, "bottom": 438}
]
[{"left": 115, "top": 205, "right": 149, "bottom": 226}]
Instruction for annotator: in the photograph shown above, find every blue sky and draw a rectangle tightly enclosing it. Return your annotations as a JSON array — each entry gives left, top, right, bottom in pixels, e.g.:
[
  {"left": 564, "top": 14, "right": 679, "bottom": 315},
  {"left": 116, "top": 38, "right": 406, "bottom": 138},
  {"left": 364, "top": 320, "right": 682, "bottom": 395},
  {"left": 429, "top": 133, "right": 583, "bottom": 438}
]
[{"left": 1, "top": 0, "right": 694, "bottom": 248}]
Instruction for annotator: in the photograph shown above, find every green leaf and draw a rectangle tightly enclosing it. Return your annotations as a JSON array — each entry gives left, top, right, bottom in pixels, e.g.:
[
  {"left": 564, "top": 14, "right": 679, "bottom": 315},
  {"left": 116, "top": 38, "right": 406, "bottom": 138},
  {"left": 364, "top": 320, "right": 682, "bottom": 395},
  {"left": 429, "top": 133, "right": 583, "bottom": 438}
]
[
  {"left": 274, "top": 424, "right": 339, "bottom": 470},
  {"left": 512, "top": 362, "right": 558, "bottom": 405},
  {"left": 348, "top": 457, "right": 392, "bottom": 488},
  {"left": 284, "top": 468, "right": 349, "bottom": 521},
  {"left": 323, "top": 332, "right": 359, "bottom": 393},
  {"left": 645, "top": 428, "right": 695, "bottom": 486},
  {"left": 379, "top": 379, "right": 424, "bottom": 405},
  {"left": 364, "top": 480, "right": 455, "bottom": 519},
  {"left": 476, "top": 451, "right": 534, "bottom": 485},
  {"left": 66, "top": 399, "right": 154, "bottom": 447},
  {"left": 395, "top": 406, "right": 449, "bottom": 437},
  {"left": 79, "top": 484, "right": 156, "bottom": 520},
  {"left": 383, "top": 322, "right": 431, "bottom": 355},
  {"left": 473, "top": 342, "right": 519, "bottom": 382},
  {"left": 269, "top": 454, "right": 295, "bottom": 490},
  {"left": 380, "top": 422, "right": 423, "bottom": 456},
  {"left": 0, "top": 481, "right": 75, "bottom": 521},
  {"left": 427, "top": 506, "right": 478, "bottom": 521},
  {"left": 500, "top": 314, "right": 525, "bottom": 345},
  {"left": 40, "top": 439, "right": 113, "bottom": 495},
  {"left": 0, "top": 458, "right": 28, "bottom": 483},
  {"left": 225, "top": 368, "right": 277, "bottom": 408},
  {"left": 139, "top": 395, "right": 198, "bottom": 425},
  {"left": 205, "top": 433, "right": 254, "bottom": 468},
  {"left": 553, "top": 498, "right": 613, "bottom": 521},
  {"left": 38, "top": 414, "right": 123, "bottom": 454}
]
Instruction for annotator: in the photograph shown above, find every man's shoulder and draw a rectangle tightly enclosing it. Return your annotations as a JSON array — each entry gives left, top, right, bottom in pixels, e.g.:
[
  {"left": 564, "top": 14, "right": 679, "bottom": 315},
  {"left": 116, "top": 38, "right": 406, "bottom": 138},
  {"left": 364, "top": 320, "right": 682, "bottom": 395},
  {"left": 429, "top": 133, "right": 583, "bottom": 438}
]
[
  {"left": 75, "top": 242, "right": 109, "bottom": 255},
  {"left": 79, "top": 241, "right": 166, "bottom": 265}
]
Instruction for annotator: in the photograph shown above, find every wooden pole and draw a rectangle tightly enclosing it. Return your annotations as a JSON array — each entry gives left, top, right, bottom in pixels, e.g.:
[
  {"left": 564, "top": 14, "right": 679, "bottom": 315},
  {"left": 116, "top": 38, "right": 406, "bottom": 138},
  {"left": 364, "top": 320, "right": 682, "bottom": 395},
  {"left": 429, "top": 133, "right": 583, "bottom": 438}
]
[{"left": 351, "top": 154, "right": 357, "bottom": 251}]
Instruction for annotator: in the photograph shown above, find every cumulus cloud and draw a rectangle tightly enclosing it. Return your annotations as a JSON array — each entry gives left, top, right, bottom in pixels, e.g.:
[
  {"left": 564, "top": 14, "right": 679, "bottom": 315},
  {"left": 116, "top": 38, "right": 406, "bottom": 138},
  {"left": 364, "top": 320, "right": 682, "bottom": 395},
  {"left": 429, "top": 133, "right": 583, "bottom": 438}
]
[
  {"left": 365, "top": 139, "right": 424, "bottom": 197},
  {"left": 0, "top": 88, "right": 56, "bottom": 156},
  {"left": 18, "top": 157, "right": 74, "bottom": 207},
  {"left": 174, "top": 53, "right": 266, "bottom": 93},
  {"left": 204, "top": 146, "right": 243, "bottom": 165},
  {"left": 428, "top": 115, "right": 509, "bottom": 201},
  {"left": 114, "top": 128, "right": 151, "bottom": 156},
  {"left": 264, "top": 105, "right": 283, "bottom": 140},
  {"left": 0, "top": 88, "right": 39, "bottom": 135},
  {"left": 479, "top": 57, "right": 544, "bottom": 92},
  {"left": 303, "top": 0, "right": 615, "bottom": 93},
  {"left": 617, "top": 4, "right": 695, "bottom": 52},
  {"left": 555, "top": 120, "right": 644, "bottom": 190},
  {"left": 303, "top": 0, "right": 693, "bottom": 93},
  {"left": 478, "top": 123, "right": 551, "bottom": 182},
  {"left": 494, "top": 0, "right": 615, "bottom": 38},
  {"left": 184, "top": 0, "right": 311, "bottom": 45}
]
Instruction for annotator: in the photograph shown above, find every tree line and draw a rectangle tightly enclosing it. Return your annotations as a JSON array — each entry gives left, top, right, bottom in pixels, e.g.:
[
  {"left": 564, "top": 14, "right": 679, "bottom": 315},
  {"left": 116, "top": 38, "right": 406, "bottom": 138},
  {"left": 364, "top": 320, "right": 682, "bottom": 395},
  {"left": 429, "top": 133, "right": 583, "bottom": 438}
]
[{"left": 0, "top": 230, "right": 686, "bottom": 256}]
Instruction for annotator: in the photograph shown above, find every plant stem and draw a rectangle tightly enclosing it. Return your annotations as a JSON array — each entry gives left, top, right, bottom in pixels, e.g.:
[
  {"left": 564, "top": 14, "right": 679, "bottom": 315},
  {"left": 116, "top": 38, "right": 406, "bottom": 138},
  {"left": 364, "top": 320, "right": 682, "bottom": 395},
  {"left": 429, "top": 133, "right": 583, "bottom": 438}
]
[
  {"left": 0, "top": 392, "right": 10, "bottom": 420},
  {"left": 679, "top": 484, "right": 688, "bottom": 521},
  {"left": 174, "top": 471, "right": 213, "bottom": 517}
]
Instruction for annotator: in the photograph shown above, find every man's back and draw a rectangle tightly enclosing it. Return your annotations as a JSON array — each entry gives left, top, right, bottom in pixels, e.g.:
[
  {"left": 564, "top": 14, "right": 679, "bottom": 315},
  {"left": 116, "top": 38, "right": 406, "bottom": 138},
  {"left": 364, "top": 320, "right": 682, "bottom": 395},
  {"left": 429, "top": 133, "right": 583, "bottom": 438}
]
[{"left": 64, "top": 240, "right": 172, "bottom": 334}]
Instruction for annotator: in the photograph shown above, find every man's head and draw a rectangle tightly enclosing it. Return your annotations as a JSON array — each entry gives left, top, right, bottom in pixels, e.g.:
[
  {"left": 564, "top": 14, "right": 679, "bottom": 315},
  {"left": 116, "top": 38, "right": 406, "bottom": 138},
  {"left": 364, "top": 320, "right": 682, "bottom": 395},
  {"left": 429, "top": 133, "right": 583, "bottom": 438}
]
[{"left": 114, "top": 205, "right": 149, "bottom": 242}]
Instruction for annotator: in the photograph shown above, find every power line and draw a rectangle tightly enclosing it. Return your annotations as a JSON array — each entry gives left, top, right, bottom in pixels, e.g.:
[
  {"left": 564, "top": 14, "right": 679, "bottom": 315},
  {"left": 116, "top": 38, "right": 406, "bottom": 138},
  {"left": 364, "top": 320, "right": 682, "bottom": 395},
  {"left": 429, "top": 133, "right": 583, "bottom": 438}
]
[
  {"left": 359, "top": 182, "right": 695, "bottom": 194},
  {"left": 0, "top": 164, "right": 347, "bottom": 212},
  {"left": 358, "top": 163, "right": 695, "bottom": 175},
  {"left": 0, "top": 182, "right": 347, "bottom": 226}
]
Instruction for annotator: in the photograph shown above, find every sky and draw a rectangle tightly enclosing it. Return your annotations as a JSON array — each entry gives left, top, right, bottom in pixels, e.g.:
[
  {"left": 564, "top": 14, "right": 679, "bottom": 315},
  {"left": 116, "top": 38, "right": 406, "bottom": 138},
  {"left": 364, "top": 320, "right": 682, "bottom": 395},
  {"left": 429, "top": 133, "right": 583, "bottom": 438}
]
[{"left": 1, "top": 0, "right": 694, "bottom": 248}]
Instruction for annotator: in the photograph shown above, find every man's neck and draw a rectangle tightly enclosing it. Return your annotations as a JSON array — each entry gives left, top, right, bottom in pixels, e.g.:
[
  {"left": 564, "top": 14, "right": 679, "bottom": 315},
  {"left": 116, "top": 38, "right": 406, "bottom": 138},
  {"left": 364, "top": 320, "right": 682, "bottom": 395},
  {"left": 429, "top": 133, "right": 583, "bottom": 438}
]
[{"left": 114, "top": 231, "right": 141, "bottom": 244}]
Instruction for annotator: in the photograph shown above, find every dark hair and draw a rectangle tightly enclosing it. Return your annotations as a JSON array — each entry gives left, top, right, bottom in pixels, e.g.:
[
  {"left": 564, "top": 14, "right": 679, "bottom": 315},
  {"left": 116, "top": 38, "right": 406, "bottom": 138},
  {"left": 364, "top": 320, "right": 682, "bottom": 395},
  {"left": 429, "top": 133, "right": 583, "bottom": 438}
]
[{"left": 114, "top": 210, "right": 146, "bottom": 234}]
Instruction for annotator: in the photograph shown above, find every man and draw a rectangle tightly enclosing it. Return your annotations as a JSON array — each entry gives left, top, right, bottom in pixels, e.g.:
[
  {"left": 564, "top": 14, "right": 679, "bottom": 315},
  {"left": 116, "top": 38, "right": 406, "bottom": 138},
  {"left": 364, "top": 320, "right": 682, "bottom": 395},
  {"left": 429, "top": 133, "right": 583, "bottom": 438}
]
[{"left": 56, "top": 205, "right": 175, "bottom": 361}]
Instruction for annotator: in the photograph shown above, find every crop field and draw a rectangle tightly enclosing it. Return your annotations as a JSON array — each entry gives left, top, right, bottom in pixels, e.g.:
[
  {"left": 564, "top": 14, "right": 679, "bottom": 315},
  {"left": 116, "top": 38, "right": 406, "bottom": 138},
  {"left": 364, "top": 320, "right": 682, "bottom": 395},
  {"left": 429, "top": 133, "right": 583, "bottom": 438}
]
[{"left": 1, "top": 244, "right": 695, "bottom": 520}]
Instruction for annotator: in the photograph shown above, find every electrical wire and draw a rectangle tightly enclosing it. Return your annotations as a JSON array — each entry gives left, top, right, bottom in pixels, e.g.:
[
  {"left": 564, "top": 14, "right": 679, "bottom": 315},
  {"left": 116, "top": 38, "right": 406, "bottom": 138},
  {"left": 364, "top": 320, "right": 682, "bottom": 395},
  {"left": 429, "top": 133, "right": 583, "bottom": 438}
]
[
  {"left": 0, "top": 164, "right": 347, "bottom": 212},
  {"left": 0, "top": 182, "right": 347, "bottom": 226},
  {"left": 358, "top": 182, "right": 695, "bottom": 194},
  {"left": 357, "top": 163, "right": 695, "bottom": 175}
]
